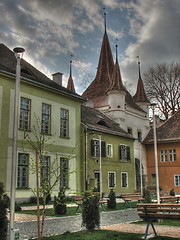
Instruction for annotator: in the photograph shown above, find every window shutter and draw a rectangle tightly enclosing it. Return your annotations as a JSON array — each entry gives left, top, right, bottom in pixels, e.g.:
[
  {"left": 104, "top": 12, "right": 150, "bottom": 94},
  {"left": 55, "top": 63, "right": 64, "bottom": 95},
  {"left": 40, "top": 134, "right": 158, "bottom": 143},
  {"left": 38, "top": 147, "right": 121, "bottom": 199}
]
[
  {"left": 119, "top": 145, "right": 123, "bottom": 160},
  {"left": 101, "top": 141, "right": 106, "bottom": 157},
  {"left": 91, "top": 139, "right": 95, "bottom": 156},
  {"left": 126, "top": 146, "right": 131, "bottom": 161}
]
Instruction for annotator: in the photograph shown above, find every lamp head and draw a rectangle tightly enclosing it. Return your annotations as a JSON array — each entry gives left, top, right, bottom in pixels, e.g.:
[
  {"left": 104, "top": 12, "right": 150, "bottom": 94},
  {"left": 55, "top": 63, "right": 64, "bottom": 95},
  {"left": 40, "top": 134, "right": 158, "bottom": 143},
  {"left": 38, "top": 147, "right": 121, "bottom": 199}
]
[{"left": 13, "top": 47, "right": 25, "bottom": 59}]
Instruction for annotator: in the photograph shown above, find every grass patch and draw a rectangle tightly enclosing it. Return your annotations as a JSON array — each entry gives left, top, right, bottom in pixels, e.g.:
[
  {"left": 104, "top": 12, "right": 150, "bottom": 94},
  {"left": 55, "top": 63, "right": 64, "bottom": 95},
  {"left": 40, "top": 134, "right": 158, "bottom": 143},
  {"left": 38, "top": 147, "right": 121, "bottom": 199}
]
[{"left": 34, "top": 230, "right": 177, "bottom": 240}]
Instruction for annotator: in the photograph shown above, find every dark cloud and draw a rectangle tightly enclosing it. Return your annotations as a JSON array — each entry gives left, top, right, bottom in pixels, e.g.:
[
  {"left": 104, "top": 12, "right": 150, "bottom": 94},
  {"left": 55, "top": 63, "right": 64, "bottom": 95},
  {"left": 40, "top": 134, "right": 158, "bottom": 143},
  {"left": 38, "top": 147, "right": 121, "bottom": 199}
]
[{"left": 1, "top": 0, "right": 179, "bottom": 94}]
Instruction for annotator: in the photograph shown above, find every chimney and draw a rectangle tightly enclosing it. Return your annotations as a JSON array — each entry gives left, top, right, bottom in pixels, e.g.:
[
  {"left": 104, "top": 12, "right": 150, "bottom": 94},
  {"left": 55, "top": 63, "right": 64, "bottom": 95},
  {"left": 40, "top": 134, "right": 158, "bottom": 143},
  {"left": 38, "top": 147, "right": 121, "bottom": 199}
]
[{"left": 52, "top": 72, "right": 63, "bottom": 86}]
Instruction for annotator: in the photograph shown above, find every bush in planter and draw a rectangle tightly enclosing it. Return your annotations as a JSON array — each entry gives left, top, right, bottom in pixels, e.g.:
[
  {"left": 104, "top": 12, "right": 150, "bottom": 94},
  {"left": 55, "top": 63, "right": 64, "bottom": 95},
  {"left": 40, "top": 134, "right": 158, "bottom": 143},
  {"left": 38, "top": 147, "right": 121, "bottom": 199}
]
[
  {"left": 82, "top": 191, "right": 100, "bottom": 232},
  {"left": 54, "top": 188, "right": 67, "bottom": 215},
  {"left": 0, "top": 182, "right": 9, "bottom": 239},
  {"left": 107, "top": 189, "right": 116, "bottom": 209},
  {"left": 143, "top": 188, "right": 151, "bottom": 203}
]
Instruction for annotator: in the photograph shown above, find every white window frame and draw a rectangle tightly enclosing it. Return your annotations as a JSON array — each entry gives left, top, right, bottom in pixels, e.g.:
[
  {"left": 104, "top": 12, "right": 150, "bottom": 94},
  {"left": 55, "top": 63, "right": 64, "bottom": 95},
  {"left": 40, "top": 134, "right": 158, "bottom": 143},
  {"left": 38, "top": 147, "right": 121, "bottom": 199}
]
[
  {"left": 60, "top": 158, "right": 69, "bottom": 189},
  {"left": 174, "top": 175, "right": 180, "bottom": 186},
  {"left": 160, "top": 150, "right": 167, "bottom": 162},
  {"left": 41, "top": 155, "right": 50, "bottom": 187},
  {"left": 19, "top": 97, "right": 31, "bottom": 131},
  {"left": 41, "top": 103, "right": 51, "bottom": 134},
  {"left": 17, "top": 153, "right": 29, "bottom": 188},
  {"left": 108, "top": 171, "right": 116, "bottom": 189},
  {"left": 121, "top": 172, "right": 128, "bottom": 188},
  {"left": 60, "top": 108, "right": 69, "bottom": 138},
  {"left": 107, "top": 144, "right": 113, "bottom": 157},
  {"left": 119, "top": 145, "right": 131, "bottom": 161},
  {"left": 169, "top": 149, "right": 176, "bottom": 162}
]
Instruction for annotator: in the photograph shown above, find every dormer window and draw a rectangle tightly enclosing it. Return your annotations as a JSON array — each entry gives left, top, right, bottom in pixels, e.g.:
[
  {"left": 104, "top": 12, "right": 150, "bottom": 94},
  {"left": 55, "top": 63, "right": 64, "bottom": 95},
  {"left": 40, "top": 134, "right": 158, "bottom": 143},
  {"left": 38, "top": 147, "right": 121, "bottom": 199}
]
[{"left": 97, "top": 120, "right": 109, "bottom": 128}]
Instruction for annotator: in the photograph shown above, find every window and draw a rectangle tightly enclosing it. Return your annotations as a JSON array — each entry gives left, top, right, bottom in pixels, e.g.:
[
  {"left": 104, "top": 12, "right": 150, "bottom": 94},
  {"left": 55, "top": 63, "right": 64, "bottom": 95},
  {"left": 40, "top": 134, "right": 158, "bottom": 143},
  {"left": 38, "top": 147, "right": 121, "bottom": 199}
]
[
  {"left": 160, "top": 150, "right": 167, "bottom": 162},
  {"left": 127, "top": 127, "right": 132, "bottom": 135},
  {"left": 107, "top": 144, "right": 113, "bottom": 157},
  {"left": 121, "top": 172, "right": 128, "bottom": 188},
  {"left": 19, "top": 97, "right": 31, "bottom": 130},
  {"left": 60, "top": 108, "right": 69, "bottom": 138},
  {"left": 108, "top": 172, "right": 116, "bottom": 188},
  {"left": 91, "top": 140, "right": 106, "bottom": 157},
  {"left": 119, "top": 145, "right": 130, "bottom": 161},
  {"left": 17, "top": 153, "right": 29, "bottom": 188},
  {"left": 169, "top": 149, "right": 176, "bottom": 162},
  {"left": 137, "top": 130, "right": 142, "bottom": 142},
  {"left": 42, "top": 103, "right": 51, "bottom": 134},
  {"left": 41, "top": 156, "right": 50, "bottom": 187},
  {"left": 174, "top": 175, "right": 180, "bottom": 186},
  {"left": 60, "top": 158, "right": 69, "bottom": 188}
]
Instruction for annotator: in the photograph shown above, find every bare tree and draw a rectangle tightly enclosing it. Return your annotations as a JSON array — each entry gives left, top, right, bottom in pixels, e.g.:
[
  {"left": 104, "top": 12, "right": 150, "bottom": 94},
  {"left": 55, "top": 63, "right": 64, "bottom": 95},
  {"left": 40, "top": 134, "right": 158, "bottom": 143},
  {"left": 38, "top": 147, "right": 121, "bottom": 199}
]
[
  {"left": 143, "top": 62, "right": 180, "bottom": 119},
  {"left": 23, "top": 115, "right": 78, "bottom": 240}
]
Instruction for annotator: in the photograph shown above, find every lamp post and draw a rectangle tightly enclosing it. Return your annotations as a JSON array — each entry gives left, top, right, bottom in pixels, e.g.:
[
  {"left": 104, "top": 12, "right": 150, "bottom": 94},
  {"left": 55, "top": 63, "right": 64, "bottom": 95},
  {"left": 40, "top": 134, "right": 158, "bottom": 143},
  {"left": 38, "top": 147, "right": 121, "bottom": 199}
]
[
  {"left": 9, "top": 47, "right": 25, "bottom": 240},
  {"left": 151, "top": 103, "right": 160, "bottom": 204},
  {"left": 99, "top": 134, "right": 102, "bottom": 198}
]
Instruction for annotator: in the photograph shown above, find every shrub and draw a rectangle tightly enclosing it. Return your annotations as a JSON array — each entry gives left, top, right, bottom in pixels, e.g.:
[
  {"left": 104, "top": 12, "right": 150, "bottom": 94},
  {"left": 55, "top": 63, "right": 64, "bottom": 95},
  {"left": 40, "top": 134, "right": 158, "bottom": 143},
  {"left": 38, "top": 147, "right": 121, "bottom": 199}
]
[
  {"left": 170, "top": 189, "right": 175, "bottom": 196},
  {"left": 82, "top": 191, "right": 100, "bottom": 232},
  {"left": 15, "top": 202, "right": 22, "bottom": 212},
  {"left": 143, "top": 188, "right": 151, "bottom": 203},
  {"left": 0, "top": 182, "right": 9, "bottom": 239},
  {"left": 107, "top": 189, "right": 116, "bottom": 209},
  {"left": 54, "top": 189, "right": 67, "bottom": 215}
]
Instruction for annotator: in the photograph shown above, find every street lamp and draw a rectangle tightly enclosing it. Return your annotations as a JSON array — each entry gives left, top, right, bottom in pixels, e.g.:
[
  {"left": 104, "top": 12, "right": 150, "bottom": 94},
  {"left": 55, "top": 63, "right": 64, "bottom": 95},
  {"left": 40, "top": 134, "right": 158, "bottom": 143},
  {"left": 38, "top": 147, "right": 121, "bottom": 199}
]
[
  {"left": 151, "top": 103, "right": 160, "bottom": 204},
  {"left": 99, "top": 134, "right": 102, "bottom": 198},
  {"left": 9, "top": 47, "right": 25, "bottom": 240}
]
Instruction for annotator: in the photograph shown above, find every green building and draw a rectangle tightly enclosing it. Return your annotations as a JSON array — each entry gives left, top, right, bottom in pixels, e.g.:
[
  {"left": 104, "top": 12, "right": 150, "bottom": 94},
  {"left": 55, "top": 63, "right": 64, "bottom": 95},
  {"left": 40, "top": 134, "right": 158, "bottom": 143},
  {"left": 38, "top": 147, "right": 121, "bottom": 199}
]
[
  {"left": 0, "top": 44, "right": 84, "bottom": 201},
  {"left": 81, "top": 105, "right": 136, "bottom": 196}
]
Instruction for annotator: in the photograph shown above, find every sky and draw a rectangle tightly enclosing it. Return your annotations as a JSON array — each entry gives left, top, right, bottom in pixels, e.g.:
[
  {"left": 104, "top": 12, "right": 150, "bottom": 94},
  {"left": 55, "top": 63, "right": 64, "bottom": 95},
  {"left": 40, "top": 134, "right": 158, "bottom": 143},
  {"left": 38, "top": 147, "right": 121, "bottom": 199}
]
[{"left": 0, "top": 0, "right": 180, "bottom": 95}]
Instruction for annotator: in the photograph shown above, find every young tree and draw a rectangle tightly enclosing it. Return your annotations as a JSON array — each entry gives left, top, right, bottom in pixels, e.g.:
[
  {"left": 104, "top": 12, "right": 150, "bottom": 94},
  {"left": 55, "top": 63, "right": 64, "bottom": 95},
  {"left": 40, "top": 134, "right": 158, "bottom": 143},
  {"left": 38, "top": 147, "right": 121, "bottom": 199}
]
[
  {"left": 23, "top": 116, "right": 78, "bottom": 239},
  {"left": 143, "top": 62, "right": 180, "bottom": 119}
]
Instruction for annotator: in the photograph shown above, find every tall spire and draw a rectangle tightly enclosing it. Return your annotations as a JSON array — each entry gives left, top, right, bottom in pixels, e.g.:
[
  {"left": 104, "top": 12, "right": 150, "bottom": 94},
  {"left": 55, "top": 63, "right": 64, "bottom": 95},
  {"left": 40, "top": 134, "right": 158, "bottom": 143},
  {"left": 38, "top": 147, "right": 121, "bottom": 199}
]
[
  {"left": 82, "top": 11, "right": 114, "bottom": 99},
  {"left": 104, "top": 9, "right": 107, "bottom": 33},
  {"left": 67, "top": 55, "right": 75, "bottom": 93},
  {"left": 115, "top": 39, "right": 118, "bottom": 64},
  {"left": 133, "top": 58, "right": 149, "bottom": 103}
]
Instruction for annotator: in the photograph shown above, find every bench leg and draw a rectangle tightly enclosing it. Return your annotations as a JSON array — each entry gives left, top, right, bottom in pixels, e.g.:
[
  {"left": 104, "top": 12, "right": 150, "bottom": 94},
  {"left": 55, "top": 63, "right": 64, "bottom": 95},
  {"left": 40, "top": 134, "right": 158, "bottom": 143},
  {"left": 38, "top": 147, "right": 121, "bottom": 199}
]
[
  {"left": 144, "top": 220, "right": 157, "bottom": 239},
  {"left": 75, "top": 204, "right": 81, "bottom": 213}
]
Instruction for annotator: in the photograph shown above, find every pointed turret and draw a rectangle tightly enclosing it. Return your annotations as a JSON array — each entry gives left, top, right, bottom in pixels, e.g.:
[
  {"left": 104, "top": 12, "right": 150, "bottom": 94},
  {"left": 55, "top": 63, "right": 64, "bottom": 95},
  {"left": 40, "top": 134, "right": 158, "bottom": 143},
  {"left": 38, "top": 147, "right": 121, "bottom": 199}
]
[
  {"left": 107, "top": 42, "right": 126, "bottom": 92},
  {"left": 82, "top": 12, "right": 114, "bottom": 100},
  {"left": 133, "top": 61, "right": 149, "bottom": 103},
  {"left": 67, "top": 59, "right": 75, "bottom": 93},
  {"left": 107, "top": 42, "right": 126, "bottom": 113},
  {"left": 133, "top": 60, "right": 150, "bottom": 114}
]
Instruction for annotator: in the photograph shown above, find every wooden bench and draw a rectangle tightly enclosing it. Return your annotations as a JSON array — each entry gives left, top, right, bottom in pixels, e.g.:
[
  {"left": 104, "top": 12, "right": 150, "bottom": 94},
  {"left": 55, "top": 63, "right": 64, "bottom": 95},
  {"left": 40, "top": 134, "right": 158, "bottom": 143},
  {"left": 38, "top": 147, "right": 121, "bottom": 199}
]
[
  {"left": 121, "top": 193, "right": 145, "bottom": 208},
  {"left": 137, "top": 203, "right": 180, "bottom": 239},
  {"left": 74, "top": 195, "right": 83, "bottom": 213},
  {"left": 160, "top": 195, "right": 179, "bottom": 203},
  {"left": 74, "top": 195, "right": 107, "bottom": 213}
]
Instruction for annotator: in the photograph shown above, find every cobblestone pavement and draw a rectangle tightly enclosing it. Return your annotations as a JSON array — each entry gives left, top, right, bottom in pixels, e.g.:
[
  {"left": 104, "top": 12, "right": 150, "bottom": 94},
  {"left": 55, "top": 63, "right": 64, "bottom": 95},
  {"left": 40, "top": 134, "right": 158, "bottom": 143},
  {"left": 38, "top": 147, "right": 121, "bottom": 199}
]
[{"left": 15, "top": 208, "right": 140, "bottom": 239}]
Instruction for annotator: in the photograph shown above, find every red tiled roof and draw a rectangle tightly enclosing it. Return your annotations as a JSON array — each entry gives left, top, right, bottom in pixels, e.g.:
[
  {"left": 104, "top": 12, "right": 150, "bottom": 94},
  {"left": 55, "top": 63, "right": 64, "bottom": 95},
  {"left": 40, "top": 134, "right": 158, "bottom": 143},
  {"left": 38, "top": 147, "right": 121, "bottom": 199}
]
[
  {"left": 143, "top": 109, "right": 180, "bottom": 143},
  {"left": 107, "top": 62, "right": 126, "bottom": 92}
]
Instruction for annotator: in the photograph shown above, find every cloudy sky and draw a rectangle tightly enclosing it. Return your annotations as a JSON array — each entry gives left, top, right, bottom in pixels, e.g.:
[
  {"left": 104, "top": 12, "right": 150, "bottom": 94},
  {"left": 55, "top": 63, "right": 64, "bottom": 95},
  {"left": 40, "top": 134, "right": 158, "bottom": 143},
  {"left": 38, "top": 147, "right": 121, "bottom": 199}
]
[{"left": 0, "top": 0, "right": 180, "bottom": 95}]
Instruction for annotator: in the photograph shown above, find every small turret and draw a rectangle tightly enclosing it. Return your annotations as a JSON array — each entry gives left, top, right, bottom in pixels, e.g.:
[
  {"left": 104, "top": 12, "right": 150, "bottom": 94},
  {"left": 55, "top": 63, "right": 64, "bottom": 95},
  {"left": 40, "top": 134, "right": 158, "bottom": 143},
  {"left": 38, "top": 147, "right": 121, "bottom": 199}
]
[
  {"left": 133, "top": 59, "right": 149, "bottom": 113},
  {"left": 67, "top": 57, "right": 75, "bottom": 93}
]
